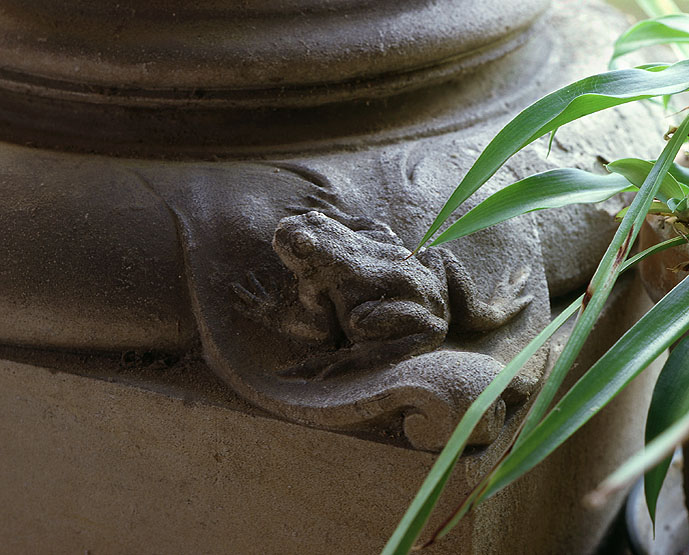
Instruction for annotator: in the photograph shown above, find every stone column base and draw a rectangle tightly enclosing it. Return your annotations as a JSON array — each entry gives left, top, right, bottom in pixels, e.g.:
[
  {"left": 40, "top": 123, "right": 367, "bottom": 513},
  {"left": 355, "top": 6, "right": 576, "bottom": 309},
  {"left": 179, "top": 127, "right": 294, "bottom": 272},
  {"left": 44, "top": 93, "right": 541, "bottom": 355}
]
[{"left": 0, "top": 274, "right": 663, "bottom": 554}]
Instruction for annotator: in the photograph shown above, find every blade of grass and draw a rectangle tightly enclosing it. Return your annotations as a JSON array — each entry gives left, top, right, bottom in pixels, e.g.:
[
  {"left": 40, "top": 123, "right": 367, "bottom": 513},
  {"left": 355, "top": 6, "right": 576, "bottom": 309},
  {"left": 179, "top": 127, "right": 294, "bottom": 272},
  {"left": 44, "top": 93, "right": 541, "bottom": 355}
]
[
  {"left": 383, "top": 233, "right": 688, "bottom": 554},
  {"left": 431, "top": 170, "right": 634, "bottom": 245},
  {"left": 636, "top": 0, "right": 689, "bottom": 48},
  {"left": 420, "top": 237, "right": 689, "bottom": 547},
  {"left": 635, "top": 1, "right": 689, "bottom": 62},
  {"left": 426, "top": 112, "right": 689, "bottom": 545},
  {"left": 668, "top": 161, "right": 689, "bottom": 185},
  {"left": 512, "top": 112, "right": 689, "bottom": 450},
  {"left": 615, "top": 201, "right": 671, "bottom": 220},
  {"left": 644, "top": 333, "right": 689, "bottom": 524},
  {"left": 587, "top": 413, "right": 689, "bottom": 508},
  {"left": 380, "top": 298, "right": 581, "bottom": 555},
  {"left": 432, "top": 157, "right": 689, "bottom": 246},
  {"left": 417, "top": 60, "right": 689, "bottom": 250},
  {"left": 636, "top": 0, "right": 683, "bottom": 17},
  {"left": 607, "top": 158, "right": 687, "bottom": 202}
]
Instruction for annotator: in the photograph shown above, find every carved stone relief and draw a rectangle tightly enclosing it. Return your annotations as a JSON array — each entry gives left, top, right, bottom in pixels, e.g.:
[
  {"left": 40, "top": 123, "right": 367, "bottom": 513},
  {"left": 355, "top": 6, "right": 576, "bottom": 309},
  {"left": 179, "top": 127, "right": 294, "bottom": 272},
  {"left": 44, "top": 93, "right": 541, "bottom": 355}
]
[{"left": 0, "top": 0, "right": 663, "bottom": 452}]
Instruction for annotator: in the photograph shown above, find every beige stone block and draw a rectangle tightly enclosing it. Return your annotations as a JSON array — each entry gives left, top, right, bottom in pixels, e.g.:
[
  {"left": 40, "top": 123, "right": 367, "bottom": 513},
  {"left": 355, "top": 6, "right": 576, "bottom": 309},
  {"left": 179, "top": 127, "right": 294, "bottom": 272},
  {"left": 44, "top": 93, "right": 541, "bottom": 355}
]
[{"left": 0, "top": 274, "right": 662, "bottom": 554}]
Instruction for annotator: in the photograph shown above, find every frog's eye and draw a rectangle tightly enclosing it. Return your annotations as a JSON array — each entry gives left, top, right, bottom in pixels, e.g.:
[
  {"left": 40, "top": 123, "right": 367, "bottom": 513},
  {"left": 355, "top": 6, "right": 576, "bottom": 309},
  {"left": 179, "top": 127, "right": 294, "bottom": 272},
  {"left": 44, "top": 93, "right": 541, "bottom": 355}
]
[{"left": 290, "top": 230, "right": 317, "bottom": 258}]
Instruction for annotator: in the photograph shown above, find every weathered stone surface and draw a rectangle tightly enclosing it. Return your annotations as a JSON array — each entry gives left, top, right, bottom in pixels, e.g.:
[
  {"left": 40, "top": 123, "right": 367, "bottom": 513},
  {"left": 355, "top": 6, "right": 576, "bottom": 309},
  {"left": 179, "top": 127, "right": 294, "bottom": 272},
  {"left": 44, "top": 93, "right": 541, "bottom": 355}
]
[
  {"left": 0, "top": 0, "right": 549, "bottom": 101},
  {"left": 0, "top": 0, "right": 667, "bottom": 451},
  {"left": 0, "top": 0, "right": 673, "bottom": 550},
  {"left": 0, "top": 273, "right": 663, "bottom": 554}
]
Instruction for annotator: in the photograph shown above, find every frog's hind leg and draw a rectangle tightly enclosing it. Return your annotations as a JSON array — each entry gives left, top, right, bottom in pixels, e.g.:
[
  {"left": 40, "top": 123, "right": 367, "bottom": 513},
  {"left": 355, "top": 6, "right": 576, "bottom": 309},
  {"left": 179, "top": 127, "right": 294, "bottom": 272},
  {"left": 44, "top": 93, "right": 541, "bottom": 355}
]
[
  {"left": 331, "top": 331, "right": 447, "bottom": 379},
  {"left": 445, "top": 255, "right": 534, "bottom": 332},
  {"left": 277, "top": 328, "right": 445, "bottom": 382},
  {"left": 347, "top": 299, "right": 448, "bottom": 343}
]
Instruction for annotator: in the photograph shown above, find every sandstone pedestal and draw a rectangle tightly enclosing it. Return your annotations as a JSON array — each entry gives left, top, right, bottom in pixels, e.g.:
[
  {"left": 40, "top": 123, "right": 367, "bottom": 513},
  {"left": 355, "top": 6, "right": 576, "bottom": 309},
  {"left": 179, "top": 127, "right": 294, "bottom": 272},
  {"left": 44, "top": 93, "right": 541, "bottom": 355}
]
[
  {"left": 0, "top": 274, "right": 664, "bottom": 554},
  {"left": 0, "top": 0, "right": 670, "bottom": 552}
]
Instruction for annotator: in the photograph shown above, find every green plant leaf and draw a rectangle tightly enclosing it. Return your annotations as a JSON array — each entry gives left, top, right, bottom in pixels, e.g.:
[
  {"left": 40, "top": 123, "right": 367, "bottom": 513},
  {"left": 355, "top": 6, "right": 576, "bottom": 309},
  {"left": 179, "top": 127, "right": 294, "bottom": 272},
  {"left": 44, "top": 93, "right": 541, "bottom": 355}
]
[
  {"left": 615, "top": 200, "right": 671, "bottom": 220},
  {"left": 667, "top": 196, "right": 689, "bottom": 213},
  {"left": 384, "top": 233, "right": 689, "bottom": 554},
  {"left": 668, "top": 161, "right": 689, "bottom": 186},
  {"left": 606, "top": 158, "right": 687, "bottom": 202},
  {"left": 636, "top": 0, "right": 683, "bottom": 18},
  {"left": 380, "top": 299, "right": 581, "bottom": 555},
  {"left": 390, "top": 82, "right": 689, "bottom": 555},
  {"left": 588, "top": 405, "right": 689, "bottom": 510},
  {"left": 477, "top": 268, "right": 689, "bottom": 506},
  {"left": 644, "top": 334, "right": 689, "bottom": 525},
  {"left": 381, "top": 464, "right": 454, "bottom": 555},
  {"left": 508, "top": 113, "right": 689, "bottom": 455},
  {"left": 633, "top": 1, "right": 689, "bottom": 61},
  {"left": 462, "top": 112, "right": 689, "bottom": 525},
  {"left": 417, "top": 59, "right": 689, "bottom": 251},
  {"left": 585, "top": 336, "right": 689, "bottom": 517},
  {"left": 610, "top": 14, "right": 689, "bottom": 69},
  {"left": 430, "top": 170, "right": 634, "bottom": 245}
]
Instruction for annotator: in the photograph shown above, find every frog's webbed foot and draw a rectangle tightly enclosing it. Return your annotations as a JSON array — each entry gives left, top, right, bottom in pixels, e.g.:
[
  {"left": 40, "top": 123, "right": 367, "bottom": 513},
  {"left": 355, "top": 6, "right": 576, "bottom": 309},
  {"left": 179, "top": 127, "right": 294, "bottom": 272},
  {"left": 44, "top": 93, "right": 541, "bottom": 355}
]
[
  {"left": 287, "top": 196, "right": 403, "bottom": 246},
  {"left": 232, "top": 271, "right": 335, "bottom": 344},
  {"left": 231, "top": 271, "right": 281, "bottom": 324},
  {"left": 452, "top": 266, "right": 534, "bottom": 332}
]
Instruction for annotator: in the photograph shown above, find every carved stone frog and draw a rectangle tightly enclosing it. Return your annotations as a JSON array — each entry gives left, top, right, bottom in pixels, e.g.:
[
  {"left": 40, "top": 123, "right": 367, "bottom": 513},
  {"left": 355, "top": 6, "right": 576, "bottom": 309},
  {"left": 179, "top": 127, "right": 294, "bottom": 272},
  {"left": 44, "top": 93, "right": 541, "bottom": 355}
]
[{"left": 253, "top": 210, "right": 533, "bottom": 378}]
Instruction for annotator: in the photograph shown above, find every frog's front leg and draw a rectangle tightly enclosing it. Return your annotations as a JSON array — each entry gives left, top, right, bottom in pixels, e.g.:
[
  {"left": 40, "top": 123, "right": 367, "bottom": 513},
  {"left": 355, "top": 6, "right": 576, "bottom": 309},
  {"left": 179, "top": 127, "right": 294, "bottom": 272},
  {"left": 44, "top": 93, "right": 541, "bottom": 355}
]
[
  {"left": 427, "top": 249, "right": 534, "bottom": 332},
  {"left": 231, "top": 271, "right": 336, "bottom": 344}
]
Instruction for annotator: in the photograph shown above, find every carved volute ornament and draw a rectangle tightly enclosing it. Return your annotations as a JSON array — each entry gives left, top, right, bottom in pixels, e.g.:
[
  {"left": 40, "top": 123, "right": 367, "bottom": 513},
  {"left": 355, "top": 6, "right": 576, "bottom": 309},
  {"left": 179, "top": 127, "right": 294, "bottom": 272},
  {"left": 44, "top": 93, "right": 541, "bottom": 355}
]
[{"left": 0, "top": 0, "right": 663, "bottom": 451}]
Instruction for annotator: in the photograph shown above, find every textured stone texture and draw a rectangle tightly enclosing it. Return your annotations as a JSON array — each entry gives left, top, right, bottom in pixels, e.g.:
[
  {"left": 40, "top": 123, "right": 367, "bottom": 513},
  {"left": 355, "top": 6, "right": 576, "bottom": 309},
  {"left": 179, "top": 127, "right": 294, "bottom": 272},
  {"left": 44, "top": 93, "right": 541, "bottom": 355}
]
[
  {"left": 0, "top": 0, "right": 549, "bottom": 100},
  {"left": 0, "top": 0, "right": 667, "bottom": 450},
  {"left": 0, "top": 0, "right": 674, "bottom": 550},
  {"left": 0, "top": 274, "right": 662, "bottom": 554}
]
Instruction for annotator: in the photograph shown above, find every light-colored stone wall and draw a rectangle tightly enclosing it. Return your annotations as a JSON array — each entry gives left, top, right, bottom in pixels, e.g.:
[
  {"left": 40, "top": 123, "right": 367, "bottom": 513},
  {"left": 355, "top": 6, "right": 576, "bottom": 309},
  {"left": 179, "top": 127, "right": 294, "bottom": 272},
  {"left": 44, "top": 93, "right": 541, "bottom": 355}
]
[{"left": 0, "top": 274, "right": 663, "bottom": 554}]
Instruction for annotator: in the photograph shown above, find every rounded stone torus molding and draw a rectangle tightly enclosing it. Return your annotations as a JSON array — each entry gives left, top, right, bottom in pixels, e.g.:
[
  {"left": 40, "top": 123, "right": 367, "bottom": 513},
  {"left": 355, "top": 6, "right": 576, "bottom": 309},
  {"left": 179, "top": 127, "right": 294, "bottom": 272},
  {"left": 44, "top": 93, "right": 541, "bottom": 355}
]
[
  {"left": 0, "top": 0, "right": 548, "bottom": 102},
  {"left": 0, "top": 0, "right": 666, "bottom": 459},
  {"left": 0, "top": 0, "right": 550, "bottom": 155}
]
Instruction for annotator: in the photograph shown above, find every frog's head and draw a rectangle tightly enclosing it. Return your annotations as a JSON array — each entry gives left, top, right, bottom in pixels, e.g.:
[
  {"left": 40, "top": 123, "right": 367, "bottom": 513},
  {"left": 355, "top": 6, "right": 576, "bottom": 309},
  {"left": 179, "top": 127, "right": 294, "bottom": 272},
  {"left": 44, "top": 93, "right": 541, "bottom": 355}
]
[{"left": 273, "top": 211, "right": 346, "bottom": 273}]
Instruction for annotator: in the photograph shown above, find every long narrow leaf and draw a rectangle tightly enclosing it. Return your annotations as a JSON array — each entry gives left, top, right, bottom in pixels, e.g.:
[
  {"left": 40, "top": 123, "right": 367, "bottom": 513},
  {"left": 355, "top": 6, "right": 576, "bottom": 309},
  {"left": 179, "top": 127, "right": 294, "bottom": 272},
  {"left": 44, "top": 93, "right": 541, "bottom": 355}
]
[
  {"left": 430, "top": 113, "right": 689, "bottom": 540},
  {"left": 615, "top": 200, "right": 671, "bottom": 221},
  {"left": 586, "top": 336, "right": 689, "bottom": 513},
  {"left": 512, "top": 113, "right": 689, "bottom": 452},
  {"left": 431, "top": 170, "right": 634, "bottom": 245},
  {"left": 381, "top": 298, "right": 581, "bottom": 555},
  {"left": 607, "top": 158, "right": 687, "bottom": 202},
  {"left": 382, "top": 465, "right": 455, "bottom": 555},
  {"left": 668, "top": 161, "right": 689, "bottom": 186},
  {"left": 634, "top": 0, "right": 689, "bottom": 60},
  {"left": 587, "top": 411, "right": 689, "bottom": 508},
  {"left": 477, "top": 269, "right": 689, "bottom": 505},
  {"left": 417, "top": 60, "right": 689, "bottom": 250},
  {"left": 636, "top": 0, "right": 683, "bottom": 18},
  {"left": 644, "top": 334, "right": 689, "bottom": 524},
  {"left": 610, "top": 15, "right": 689, "bottom": 69},
  {"left": 385, "top": 233, "right": 688, "bottom": 553}
]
